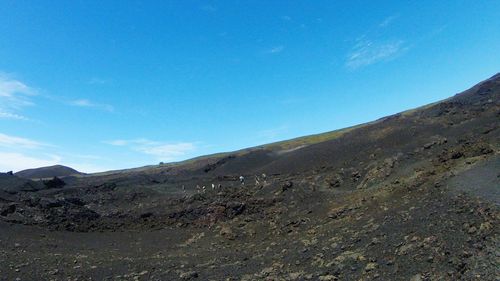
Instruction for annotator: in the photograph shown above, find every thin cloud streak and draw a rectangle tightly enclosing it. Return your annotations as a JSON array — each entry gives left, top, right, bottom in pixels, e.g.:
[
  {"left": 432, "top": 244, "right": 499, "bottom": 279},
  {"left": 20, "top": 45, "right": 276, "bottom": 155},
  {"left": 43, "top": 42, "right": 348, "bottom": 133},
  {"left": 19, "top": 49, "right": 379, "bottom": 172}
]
[
  {"left": 345, "top": 14, "right": 407, "bottom": 70},
  {"left": 379, "top": 15, "right": 399, "bottom": 28},
  {"left": 0, "top": 152, "right": 61, "bottom": 173},
  {"left": 70, "top": 99, "right": 114, "bottom": 112},
  {"left": 0, "top": 74, "right": 36, "bottom": 120},
  {"left": 267, "top": 46, "right": 285, "bottom": 54},
  {"left": 0, "top": 75, "right": 36, "bottom": 99},
  {"left": 346, "top": 39, "right": 405, "bottom": 69},
  {"left": 0, "top": 73, "right": 115, "bottom": 120},
  {"left": 0, "top": 133, "right": 46, "bottom": 149},
  {"left": 0, "top": 132, "right": 109, "bottom": 173},
  {"left": 0, "top": 111, "right": 29, "bottom": 120},
  {"left": 104, "top": 138, "right": 196, "bottom": 161}
]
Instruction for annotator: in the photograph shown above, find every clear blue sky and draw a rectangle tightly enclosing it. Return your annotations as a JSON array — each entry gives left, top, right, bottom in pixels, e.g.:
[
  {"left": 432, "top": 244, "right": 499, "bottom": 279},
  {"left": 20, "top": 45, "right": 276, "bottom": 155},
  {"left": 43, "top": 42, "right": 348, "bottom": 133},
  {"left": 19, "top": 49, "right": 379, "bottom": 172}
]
[{"left": 1, "top": 1, "right": 499, "bottom": 172}]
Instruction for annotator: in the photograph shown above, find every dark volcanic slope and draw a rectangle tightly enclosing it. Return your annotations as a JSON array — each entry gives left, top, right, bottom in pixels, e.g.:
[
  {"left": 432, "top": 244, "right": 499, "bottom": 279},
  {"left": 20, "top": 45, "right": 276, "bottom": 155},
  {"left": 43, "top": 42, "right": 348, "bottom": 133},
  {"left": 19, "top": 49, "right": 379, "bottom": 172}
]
[
  {"left": 15, "top": 165, "right": 83, "bottom": 179},
  {"left": 0, "top": 74, "right": 499, "bottom": 281},
  {"left": 199, "top": 72, "right": 500, "bottom": 176},
  {"left": 82, "top": 72, "right": 499, "bottom": 182}
]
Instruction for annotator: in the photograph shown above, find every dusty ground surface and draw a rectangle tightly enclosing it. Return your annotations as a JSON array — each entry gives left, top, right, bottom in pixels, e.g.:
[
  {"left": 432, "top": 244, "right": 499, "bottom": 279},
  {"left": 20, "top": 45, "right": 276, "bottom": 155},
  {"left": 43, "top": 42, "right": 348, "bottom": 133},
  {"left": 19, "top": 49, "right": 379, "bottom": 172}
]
[{"left": 1, "top": 74, "right": 499, "bottom": 280}]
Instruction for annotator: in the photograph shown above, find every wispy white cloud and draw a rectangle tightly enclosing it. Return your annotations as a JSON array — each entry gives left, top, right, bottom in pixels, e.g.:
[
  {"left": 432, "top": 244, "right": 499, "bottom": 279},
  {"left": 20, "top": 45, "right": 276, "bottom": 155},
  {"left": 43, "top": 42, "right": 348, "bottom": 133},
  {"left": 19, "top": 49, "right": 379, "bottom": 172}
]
[
  {"left": 0, "top": 152, "right": 61, "bottom": 173},
  {"left": 70, "top": 99, "right": 93, "bottom": 107},
  {"left": 0, "top": 73, "right": 115, "bottom": 119},
  {"left": 345, "top": 14, "right": 408, "bottom": 70},
  {"left": 379, "top": 15, "right": 399, "bottom": 28},
  {"left": 104, "top": 138, "right": 196, "bottom": 161},
  {"left": 0, "top": 133, "right": 46, "bottom": 149},
  {"left": 0, "top": 111, "right": 29, "bottom": 120},
  {"left": 0, "top": 149, "right": 110, "bottom": 173},
  {"left": 0, "top": 133, "right": 113, "bottom": 173},
  {"left": 0, "top": 133, "right": 111, "bottom": 173},
  {"left": 0, "top": 132, "right": 62, "bottom": 172},
  {"left": 0, "top": 74, "right": 36, "bottom": 120},
  {"left": 104, "top": 139, "right": 129, "bottom": 146},
  {"left": 346, "top": 39, "right": 405, "bottom": 69},
  {"left": 69, "top": 99, "right": 114, "bottom": 112},
  {"left": 267, "top": 45, "right": 285, "bottom": 54},
  {"left": 0, "top": 75, "right": 36, "bottom": 100}
]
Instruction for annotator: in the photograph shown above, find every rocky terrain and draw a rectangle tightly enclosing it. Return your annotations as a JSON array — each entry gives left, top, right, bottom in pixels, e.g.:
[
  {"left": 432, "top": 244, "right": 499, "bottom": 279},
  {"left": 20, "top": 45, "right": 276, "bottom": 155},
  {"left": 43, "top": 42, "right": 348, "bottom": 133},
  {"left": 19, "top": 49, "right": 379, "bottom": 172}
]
[{"left": 0, "top": 74, "right": 499, "bottom": 280}]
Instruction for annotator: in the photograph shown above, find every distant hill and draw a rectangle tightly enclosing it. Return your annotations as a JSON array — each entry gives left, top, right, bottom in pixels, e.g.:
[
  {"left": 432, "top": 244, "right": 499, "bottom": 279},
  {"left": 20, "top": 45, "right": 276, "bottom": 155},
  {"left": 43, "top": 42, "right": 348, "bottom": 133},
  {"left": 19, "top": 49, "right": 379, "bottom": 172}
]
[{"left": 15, "top": 165, "right": 83, "bottom": 179}]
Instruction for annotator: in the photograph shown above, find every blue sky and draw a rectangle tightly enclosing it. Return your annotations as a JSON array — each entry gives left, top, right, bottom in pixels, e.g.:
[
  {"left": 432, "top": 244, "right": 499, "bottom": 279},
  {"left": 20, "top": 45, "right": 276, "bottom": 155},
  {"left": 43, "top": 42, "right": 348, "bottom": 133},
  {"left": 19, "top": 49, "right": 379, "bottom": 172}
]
[{"left": 1, "top": 1, "right": 499, "bottom": 172}]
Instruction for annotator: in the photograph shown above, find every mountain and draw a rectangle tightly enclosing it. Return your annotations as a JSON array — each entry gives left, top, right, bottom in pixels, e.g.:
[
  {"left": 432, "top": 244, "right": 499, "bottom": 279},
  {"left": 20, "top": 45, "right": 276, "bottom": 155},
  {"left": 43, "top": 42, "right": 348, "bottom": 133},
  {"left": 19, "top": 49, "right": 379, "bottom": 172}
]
[
  {"left": 14, "top": 165, "right": 83, "bottom": 179},
  {"left": 0, "top": 74, "right": 498, "bottom": 280}
]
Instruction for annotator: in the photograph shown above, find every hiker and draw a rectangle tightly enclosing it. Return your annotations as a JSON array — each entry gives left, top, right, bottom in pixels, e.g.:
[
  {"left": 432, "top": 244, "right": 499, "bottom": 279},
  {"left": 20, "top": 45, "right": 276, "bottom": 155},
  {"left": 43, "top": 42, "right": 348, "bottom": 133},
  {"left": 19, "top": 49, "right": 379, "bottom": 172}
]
[
  {"left": 260, "top": 173, "right": 268, "bottom": 185},
  {"left": 212, "top": 183, "right": 215, "bottom": 190},
  {"left": 239, "top": 175, "right": 245, "bottom": 185}
]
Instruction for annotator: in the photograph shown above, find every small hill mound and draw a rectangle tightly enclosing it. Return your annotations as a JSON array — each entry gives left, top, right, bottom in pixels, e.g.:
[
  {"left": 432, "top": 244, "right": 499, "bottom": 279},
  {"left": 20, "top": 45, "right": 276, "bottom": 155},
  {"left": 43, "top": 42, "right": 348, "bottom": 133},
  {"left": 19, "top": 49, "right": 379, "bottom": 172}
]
[
  {"left": 15, "top": 165, "right": 83, "bottom": 179},
  {"left": 0, "top": 172, "right": 45, "bottom": 194}
]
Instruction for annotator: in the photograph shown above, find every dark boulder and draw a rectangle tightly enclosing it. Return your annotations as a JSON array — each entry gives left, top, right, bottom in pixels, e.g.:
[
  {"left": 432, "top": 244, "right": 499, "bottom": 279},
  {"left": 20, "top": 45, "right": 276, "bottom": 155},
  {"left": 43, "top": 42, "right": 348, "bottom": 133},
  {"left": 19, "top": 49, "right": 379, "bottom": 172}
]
[
  {"left": 140, "top": 212, "right": 154, "bottom": 219},
  {"left": 225, "top": 201, "right": 245, "bottom": 217},
  {"left": 282, "top": 181, "right": 293, "bottom": 191},
  {"left": 0, "top": 203, "right": 16, "bottom": 216},
  {"left": 43, "top": 177, "right": 66, "bottom": 189},
  {"left": 39, "top": 198, "right": 64, "bottom": 209},
  {"left": 64, "top": 197, "right": 85, "bottom": 206}
]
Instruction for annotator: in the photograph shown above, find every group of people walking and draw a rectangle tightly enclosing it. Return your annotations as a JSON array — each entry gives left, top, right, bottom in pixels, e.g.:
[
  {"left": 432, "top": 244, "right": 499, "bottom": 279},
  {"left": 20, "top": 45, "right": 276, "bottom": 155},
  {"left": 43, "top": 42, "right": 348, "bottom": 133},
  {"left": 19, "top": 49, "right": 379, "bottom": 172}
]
[{"left": 191, "top": 173, "right": 268, "bottom": 193}]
